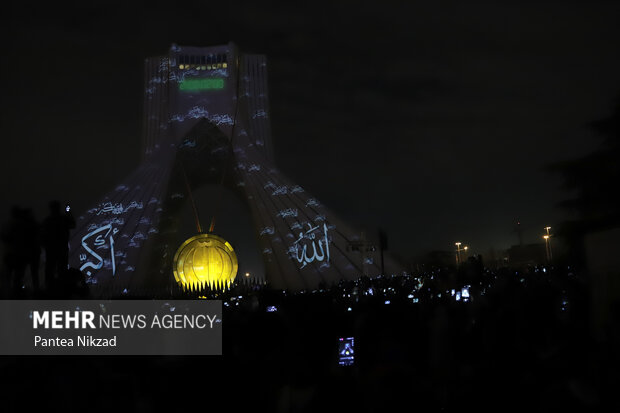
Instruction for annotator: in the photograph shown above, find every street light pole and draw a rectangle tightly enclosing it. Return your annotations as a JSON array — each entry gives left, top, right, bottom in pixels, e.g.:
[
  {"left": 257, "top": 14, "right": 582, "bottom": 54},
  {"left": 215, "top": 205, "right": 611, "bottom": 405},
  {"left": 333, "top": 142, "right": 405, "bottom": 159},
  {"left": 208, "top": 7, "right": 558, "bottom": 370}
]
[
  {"left": 544, "top": 227, "right": 552, "bottom": 261},
  {"left": 455, "top": 242, "right": 462, "bottom": 266}
]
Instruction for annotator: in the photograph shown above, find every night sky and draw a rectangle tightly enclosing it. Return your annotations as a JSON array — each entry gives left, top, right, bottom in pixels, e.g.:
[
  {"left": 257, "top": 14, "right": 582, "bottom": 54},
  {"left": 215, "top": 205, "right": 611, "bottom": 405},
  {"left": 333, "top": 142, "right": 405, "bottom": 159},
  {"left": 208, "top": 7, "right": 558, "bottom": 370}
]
[{"left": 1, "top": 1, "right": 619, "bottom": 263}]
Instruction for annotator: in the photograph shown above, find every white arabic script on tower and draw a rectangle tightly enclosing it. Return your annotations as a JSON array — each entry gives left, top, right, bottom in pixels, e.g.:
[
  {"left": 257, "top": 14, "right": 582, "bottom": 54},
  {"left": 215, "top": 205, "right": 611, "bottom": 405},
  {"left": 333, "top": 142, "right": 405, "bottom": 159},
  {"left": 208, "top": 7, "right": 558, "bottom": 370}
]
[{"left": 293, "top": 223, "right": 331, "bottom": 269}]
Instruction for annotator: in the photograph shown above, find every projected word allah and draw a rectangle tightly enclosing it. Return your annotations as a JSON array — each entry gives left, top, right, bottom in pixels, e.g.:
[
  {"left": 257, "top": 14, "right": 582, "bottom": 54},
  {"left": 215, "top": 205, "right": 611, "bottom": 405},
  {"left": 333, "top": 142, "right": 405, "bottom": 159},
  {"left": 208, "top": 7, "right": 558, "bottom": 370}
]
[{"left": 293, "top": 223, "right": 331, "bottom": 269}]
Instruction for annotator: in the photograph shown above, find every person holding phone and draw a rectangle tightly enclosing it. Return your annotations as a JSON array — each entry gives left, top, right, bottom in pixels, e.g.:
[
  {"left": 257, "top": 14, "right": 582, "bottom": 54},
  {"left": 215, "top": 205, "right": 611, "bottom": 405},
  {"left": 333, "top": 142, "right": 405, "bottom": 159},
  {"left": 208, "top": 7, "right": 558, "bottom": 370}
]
[{"left": 42, "top": 200, "right": 75, "bottom": 290}]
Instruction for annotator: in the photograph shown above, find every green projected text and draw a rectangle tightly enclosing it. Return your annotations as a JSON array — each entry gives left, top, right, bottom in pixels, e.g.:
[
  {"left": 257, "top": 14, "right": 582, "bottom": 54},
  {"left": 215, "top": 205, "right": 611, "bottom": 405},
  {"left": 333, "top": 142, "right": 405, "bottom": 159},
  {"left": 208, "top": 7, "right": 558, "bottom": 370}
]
[{"left": 179, "top": 78, "right": 225, "bottom": 91}]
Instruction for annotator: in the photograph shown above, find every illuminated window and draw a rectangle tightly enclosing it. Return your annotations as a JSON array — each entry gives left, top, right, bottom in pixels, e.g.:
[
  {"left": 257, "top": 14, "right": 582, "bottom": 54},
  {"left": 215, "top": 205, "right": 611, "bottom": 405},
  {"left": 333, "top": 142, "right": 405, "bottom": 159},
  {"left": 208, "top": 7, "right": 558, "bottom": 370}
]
[
  {"left": 222, "top": 62, "right": 227, "bottom": 68},
  {"left": 179, "top": 64, "right": 184, "bottom": 69}
]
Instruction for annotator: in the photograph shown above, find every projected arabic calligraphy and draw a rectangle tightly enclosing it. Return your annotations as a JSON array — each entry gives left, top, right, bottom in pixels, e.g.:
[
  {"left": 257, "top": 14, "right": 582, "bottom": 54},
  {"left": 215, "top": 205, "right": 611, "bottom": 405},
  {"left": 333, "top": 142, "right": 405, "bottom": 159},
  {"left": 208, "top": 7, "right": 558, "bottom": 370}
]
[
  {"left": 179, "top": 78, "right": 224, "bottom": 91},
  {"left": 68, "top": 43, "right": 402, "bottom": 293},
  {"left": 79, "top": 224, "right": 117, "bottom": 276},
  {"left": 89, "top": 201, "right": 144, "bottom": 216},
  {"left": 292, "top": 223, "right": 331, "bottom": 269},
  {"left": 72, "top": 179, "right": 165, "bottom": 283}
]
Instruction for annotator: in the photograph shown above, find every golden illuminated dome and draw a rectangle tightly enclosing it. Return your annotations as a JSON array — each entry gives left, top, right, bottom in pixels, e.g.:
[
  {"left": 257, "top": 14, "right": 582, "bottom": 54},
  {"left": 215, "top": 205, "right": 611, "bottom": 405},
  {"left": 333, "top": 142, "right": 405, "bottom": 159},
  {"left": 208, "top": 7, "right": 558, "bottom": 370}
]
[{"left": 173, "top": 233, "right": 238, "bottom": 291}]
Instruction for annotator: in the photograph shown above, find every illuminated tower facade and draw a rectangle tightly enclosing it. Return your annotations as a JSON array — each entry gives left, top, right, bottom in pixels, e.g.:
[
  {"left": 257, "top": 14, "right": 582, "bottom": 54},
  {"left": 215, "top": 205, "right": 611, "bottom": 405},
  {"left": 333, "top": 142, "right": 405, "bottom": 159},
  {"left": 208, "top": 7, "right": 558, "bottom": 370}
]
[{"left": 68, "top": 43, "right": 403, "bottom": 295}]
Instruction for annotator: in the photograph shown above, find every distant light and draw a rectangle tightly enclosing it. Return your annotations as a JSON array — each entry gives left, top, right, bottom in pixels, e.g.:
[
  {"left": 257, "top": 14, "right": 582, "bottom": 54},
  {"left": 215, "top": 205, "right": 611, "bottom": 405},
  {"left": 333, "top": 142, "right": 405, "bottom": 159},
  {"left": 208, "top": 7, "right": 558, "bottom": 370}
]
[
  {"left": 266, "top": 306, "right": 278, "bottom": 312},
  {"left": 462, "top": 287, "right": 470, "bottom": 298},
  {"left": 347, "top": 307, "right": 352, "bottom": 312},
  {"left": 451, "top": 289, "right": 455, "bottom": 296},
  {"left": 456, "top": 292, "right": 461, "bottom": 301},
  {"left": 245, "top": 272, "right": 250, "bottom": 277},
  {"left": 384, "top": 300, "right": 391, "bottom": 305},
  {"left": 407, "top": 294, "right": 414, "bottom": 299}
]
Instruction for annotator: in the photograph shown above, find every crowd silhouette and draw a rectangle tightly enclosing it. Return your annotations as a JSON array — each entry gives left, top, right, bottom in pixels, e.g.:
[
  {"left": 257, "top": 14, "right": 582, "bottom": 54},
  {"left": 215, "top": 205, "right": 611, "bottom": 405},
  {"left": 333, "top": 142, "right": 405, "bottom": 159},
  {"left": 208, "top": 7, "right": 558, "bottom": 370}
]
[
  {"left": 211, "top": 263, "right": 615, "bottom": 411},
  {"left": 0, "top": 200, "right": 85, "bottom": 298},
  {"left": 0, "top": 205, "right": 617, "bottom": 411},
  {"left": 1, "top": 261, "right": 614, "bottom": 411}
]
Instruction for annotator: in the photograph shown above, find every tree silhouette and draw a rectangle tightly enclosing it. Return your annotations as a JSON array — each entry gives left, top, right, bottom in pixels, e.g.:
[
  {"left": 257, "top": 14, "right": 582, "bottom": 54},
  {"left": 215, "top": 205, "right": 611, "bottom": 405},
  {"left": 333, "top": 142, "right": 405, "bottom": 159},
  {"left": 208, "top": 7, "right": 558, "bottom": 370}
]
[{"left": 548, "top": 95, "right": 620, "bottom": 265}]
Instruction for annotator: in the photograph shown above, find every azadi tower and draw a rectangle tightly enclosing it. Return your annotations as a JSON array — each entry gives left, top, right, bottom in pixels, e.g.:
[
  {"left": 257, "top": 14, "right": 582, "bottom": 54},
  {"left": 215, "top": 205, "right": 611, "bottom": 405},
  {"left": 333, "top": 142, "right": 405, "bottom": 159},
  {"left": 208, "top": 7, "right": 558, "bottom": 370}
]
[{"left": 68, "top": 43, "right": 402, "bottom": 295}]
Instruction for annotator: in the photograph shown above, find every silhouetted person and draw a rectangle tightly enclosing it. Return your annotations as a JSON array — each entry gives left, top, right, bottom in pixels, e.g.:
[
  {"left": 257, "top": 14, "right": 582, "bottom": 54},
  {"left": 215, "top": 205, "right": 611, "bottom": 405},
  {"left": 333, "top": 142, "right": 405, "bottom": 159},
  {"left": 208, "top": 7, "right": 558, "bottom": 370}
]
[
  {"left": 42, "top": 201, "right": 75, "bottom": 290},
  {"left": 57, "top": 267, "right": 90, "bottom": 299},
  {"left": 21, "top": 208, "right": 41, "bottom": 291},
  {"left": 1, "top": 206, "right": 27, "bottom": 296}
]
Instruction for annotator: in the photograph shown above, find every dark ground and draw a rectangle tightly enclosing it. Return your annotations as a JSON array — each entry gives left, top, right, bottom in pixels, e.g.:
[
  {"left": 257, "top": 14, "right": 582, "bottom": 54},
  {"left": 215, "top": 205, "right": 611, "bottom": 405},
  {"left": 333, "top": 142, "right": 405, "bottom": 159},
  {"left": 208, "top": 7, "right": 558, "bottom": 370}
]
[{"left": 1, "top": 264, "right": 618, "bottom": 412}]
